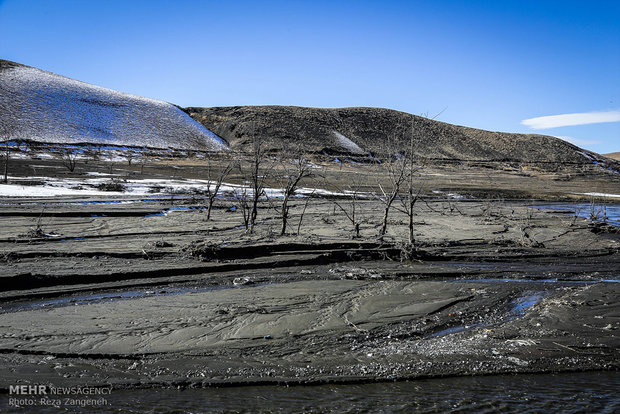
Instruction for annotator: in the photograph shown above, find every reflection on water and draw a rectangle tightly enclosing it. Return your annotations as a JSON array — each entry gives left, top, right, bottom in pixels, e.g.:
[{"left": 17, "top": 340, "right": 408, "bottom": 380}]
[
  {"left": 508, "top": 293, "right": 544, "bottom": 317},
  {"left": 534, "top": 203, "right": 620, "bottom": 227},
  {"left": 427, "top": 291, "right": 544, "bottom": 338},
  {"left": 10, "top": 371, "right": 616, "bottom": 413}
]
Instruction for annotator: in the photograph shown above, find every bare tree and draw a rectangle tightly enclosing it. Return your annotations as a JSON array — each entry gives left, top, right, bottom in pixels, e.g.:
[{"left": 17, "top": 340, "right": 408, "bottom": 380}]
[
  {"left": 91, "top": 145, "right": 102, "bottom": 161},
  {"left": 332, "top": 182, "right": 366, "bottom": 238},
  {"left": 235, "top": 186, "right": 251, "bottom": 230},
  {"left": 247, "top": 133, "right": 271, "bottom": 233},
  {"left": 3, "top": 141, "right": 8, "bottom": 184},
  {"left": 235, "top": 128, "right": 272, "bottom": 233},
  {"left": 296, "top": 189, "right": 314, "bottom": 235},
  {"left": 273, "top": 148, "right": 313, "bottom": 235},
  {"left": 376, "top": 136, "right": 407, "bottom": 240},
  {"left": 61, "top": 149, "right": 78, "bottom": 172},
  {"left": 1, "top": 119, "right": 15, "bottom": 184},
  {"left": 397, "top": 162, "right": 423, "bottom": 245},
  {"left": 394, "top": 128, "right": 423, "bottom": 244},
  {"left": 203, "top": 155, "right": 234, "bottom": 221}
]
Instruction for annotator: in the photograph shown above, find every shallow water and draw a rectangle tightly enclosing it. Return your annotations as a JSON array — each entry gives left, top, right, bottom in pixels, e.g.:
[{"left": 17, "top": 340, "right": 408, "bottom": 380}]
[
  {"left": 508, "top": 293, "right": 544, "bottom": 317},
  {"left": 457, "top": 277, "right": 620, "bottom": 283},
  {"left": 0, "top": 283, "right": 268, "bottom": 314},
  {"left": 8, "top": 371, "right": 617, "bottom": 413},
  {"left": 427, "top": 291, "right": 545, "bottom": 338},
  {"left": 534, "top": 203, "right": 620, "bottom": 226}
]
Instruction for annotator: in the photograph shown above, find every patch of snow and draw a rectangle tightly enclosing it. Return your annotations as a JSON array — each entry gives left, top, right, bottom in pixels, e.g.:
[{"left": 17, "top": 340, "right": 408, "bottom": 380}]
[
  {"left": 99, "top": 155, "right": 130, "bottom": 162},
  {"left": 0, "top": 175, "right": 381, "bottom": 201},
  {"left": 29, "top": 165, "right": 64, "bottom": 169},
  {"left": 9, "top": 152, "right": 30, "bottom": 159},
  {"left": 297, "top": 188, "right": 346, "bottom": 197},
  {"left": 0, "top": 184, "right": 123, "bottom": 197},
  {"left": 332, "top": 131, "right": 365, "bottom": 154},
  {"left": 431, "top": 190, "right": 466, "bottom": 199},
  {"left": 292, "top": 159, "right": 322, "bottom": 169},
  {"left": 85, "top": 172, "right": 119, "bottom": 176},
  {"left": 578, "top": 151, "right": 597, "bottom": 162},
  {"left": 576, "top": 192, "right": 620, "bottom": 199},
  {"left": 33, "top": 153, "right": 55, "bottom": 159}
]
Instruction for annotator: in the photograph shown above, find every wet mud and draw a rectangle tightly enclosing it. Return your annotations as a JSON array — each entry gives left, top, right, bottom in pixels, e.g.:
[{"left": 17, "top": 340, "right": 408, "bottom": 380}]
[{"left": 0, "top": 157, "right": 619, "bottom": 390}]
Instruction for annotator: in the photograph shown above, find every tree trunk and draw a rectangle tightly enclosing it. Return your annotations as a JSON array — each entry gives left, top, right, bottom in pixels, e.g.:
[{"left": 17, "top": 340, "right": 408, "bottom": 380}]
[
  {"left": 206, "top": 197, "right": 215, "bottom": 221},
  {"left": 280, "top": 213, "right": 287, "bottom": 236},
  {"left": 296, "top": 196, "right": 311, "bottom": 235},
  {"left": 250, "top": 198, "right": 258, "bottom": 233},
  {"left": 380, "top": 208, "right": 389, "bottom": 237},
  {"left": 3, "top": 143, "right": 8, "bottom": 184},
  {"left": 379, "top": 194, "right": 396, "bottom": 237},
  {"left": 280, "top": 197, "right": 289, "bottom": 236}
]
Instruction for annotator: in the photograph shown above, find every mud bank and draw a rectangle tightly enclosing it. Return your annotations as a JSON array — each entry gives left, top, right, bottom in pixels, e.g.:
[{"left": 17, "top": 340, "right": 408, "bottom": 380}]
[
  {"left": 0, "top": 277, "right": 617, "bottom": 388},
  {"left": 1, "top": 157, "right": 619, "bottom": 389}
]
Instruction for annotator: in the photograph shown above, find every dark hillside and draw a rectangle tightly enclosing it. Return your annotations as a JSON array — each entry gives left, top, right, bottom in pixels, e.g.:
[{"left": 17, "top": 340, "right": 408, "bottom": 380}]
[{"left": 187, "top": 106, "right": 606, "bottom": 165}]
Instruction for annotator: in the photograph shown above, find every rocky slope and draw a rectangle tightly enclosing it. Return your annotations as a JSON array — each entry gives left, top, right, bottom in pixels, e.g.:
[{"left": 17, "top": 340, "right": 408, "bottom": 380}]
[{"left": 0, "top": 60, "right": 227, "bottom": 151}]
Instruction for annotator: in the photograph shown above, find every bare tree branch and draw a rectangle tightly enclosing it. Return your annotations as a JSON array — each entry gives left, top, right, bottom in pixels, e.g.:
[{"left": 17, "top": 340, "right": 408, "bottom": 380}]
[
  {"left": 61, "top": 148, "right": 78, "bottom": 172},
  {"left": 274, "top": 145, "right": 313, "bottom": 235},
  {"left": 203, "top": 155, "right": 234, "bottom": 221}
]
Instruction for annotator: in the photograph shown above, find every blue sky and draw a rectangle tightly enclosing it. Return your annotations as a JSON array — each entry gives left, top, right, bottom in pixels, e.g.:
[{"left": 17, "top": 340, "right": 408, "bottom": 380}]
[{"left": 1, "top": 0, "right": 619, "bottom": 153}]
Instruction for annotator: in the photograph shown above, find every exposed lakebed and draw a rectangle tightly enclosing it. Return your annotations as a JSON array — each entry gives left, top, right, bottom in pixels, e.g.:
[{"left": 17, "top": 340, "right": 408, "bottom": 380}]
[{"left": 1, "top": 161, "right": 619, "bottom": 395}]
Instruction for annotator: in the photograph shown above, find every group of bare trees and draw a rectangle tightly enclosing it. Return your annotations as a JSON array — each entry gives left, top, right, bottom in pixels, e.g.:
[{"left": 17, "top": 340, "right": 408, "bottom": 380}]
[
  {"left": 272, "top": 147, "right": 313, "bottom": 235},
  {"left": 375, "top": 136, "right": 422, "bottom": 244},
  {"left": 204, "top": 135, "right": 314, "bottom": 237},
  {"left": 203, "top": 136, "right": 270, "bottom": 233},
  {"left": 61, "top": 149, "right": 78, "bottom": 172},
  {"left": 332, "top": 183, "right": 365, "bottom": 238},
  {"left": 203, "top": 124, "right": 423, "bottom": 244},
  {"left": 203, "top": 159, "right": 233, "bottom": 221}
]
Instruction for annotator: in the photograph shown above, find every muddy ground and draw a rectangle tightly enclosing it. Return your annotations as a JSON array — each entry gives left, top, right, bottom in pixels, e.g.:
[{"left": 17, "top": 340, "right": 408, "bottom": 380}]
[{"left": 0, "top": 152, "right": 619, "bottom": 390}]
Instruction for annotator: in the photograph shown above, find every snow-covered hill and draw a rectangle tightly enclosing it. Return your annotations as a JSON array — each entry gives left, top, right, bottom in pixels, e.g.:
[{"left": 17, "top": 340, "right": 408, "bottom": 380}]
[{"left": 0, "top": 60, "right": 228, "bottom": 151}]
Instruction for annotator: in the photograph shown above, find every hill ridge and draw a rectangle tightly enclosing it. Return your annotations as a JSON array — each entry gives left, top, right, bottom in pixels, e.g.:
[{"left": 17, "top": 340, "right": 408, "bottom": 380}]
[{"left": 186, "top": 105, "right": 606, "bottom": 164}]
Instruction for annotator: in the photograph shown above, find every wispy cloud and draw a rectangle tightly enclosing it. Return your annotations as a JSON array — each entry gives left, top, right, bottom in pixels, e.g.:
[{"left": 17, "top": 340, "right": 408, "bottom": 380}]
[
  {"left": 522, "top": 110, "right": 620, "bottom": 129},
  {"left": 554, "top": 136, "right": 601, "bottom": 147}
]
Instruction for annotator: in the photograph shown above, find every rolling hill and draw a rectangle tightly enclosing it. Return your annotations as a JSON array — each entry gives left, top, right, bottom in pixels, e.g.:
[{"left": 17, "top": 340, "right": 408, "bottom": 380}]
[
  {"left": 0, "top": 59, "right": 227, "bottom": 151},
  {"left": 186, "top": 106, "right": 607, "bottom": 164}
]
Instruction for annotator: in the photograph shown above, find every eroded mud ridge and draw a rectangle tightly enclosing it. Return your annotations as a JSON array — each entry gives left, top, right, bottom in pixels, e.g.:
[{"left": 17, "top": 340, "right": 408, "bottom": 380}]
[
  {"left": 0, "top": 154, "right": 619, "bottom": 390},
  {"left": 0, "top": 274, "right": 618, "bottom": 388}
]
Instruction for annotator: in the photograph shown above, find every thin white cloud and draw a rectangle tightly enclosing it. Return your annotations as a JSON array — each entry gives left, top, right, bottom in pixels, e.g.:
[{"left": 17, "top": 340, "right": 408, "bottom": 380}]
[
  {"left": 554, "top": 136, "right": 601, "bottom": 147},
  {"left": 522, "top": 110, "right": 620, "bottom": 129}
]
